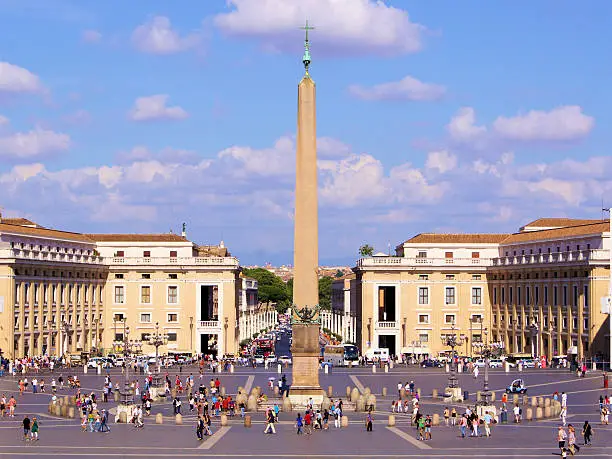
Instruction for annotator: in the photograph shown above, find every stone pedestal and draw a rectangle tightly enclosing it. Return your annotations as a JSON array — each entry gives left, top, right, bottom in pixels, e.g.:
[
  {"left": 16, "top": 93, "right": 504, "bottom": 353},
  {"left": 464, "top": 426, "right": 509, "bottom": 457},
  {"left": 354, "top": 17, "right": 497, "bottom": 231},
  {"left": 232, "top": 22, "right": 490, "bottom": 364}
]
[
  {"left": 289, "top": 323, "right": 324, "bottom": 408},
  {"left": 476, "top": 404, "right": 497, "bottom": 422},
  {"left": 444, "top": 386, "right": 463, "bottom": 402},
  {"left": 115, "top": 403, "right": 135, "bottom": 423}
]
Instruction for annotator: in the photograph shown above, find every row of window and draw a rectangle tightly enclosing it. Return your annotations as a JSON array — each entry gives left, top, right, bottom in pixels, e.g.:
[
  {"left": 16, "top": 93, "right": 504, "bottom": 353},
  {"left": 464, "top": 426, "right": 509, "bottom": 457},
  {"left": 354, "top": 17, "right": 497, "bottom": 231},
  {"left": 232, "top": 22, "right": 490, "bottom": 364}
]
[
  {"left": 114, "top": 251, "right": 178, "bottom": 258},
  {"left": 417, "top": 313, "right": 483, "bottom": 325},
  {"left": 15, "top": 283, "right": 103, "bottom": 305},
  {"left": 114, "top": 273, "right": 179, "bottom": 280},
  {"left": 113, "top": 285, "right": 179, "bottom": 304},
  {"left": 114, "top": 332, "right": 178, "bottom": 342},
  {"left": 492, "top": 313, "right": 589, "bottom": 330},
  {"left": 15, "top": 312, "right": 103, "bottom": 329},
  {"left": 416, "top": 251, "right": 481, "bottom": 259},
  {"left": 492, "top": 285, "right": 588, "bottom": 307},
  {"left": 417, "top": 286, "right": 482, "bottom": 305},
  {"left": 417, "top": 274, "right": 483, "bottom": 281},
  {"left": 504, "top": 244, "right": 592, "bottom": 257},
  {"left": 112, "top": 312, "right": 180, "bottom": 324}
]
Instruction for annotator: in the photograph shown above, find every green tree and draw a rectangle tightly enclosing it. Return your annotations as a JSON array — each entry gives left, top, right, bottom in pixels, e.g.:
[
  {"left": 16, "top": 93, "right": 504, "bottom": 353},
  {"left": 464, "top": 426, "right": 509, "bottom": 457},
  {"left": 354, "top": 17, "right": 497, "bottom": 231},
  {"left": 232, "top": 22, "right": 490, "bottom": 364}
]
[
  {"left": 318, "top": 276, "right": 333, "bottom": 310},
  {"left": 359, "top": 244, "right": 374, "bottom": 257},
  {"left": 242, "top": 268, "right": 291, "bottom": 313},
  {"left": 335, "top": 269, "right": 345, "bottom": 278}
]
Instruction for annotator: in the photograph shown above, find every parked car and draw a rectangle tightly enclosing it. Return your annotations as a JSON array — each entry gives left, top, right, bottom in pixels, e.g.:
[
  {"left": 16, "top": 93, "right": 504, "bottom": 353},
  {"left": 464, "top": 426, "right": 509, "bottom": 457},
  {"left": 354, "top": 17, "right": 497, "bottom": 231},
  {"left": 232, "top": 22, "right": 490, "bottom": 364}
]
[
  {"left": 278, "top": 355, "right": 292, "bottom": 365},
  {"left": 505, "top": 378, "right": 527, "bottom": 394},
  {"left": 474, "top": 359, "right": 487, "bottom": 368},
  {"left": 254, "top": 354, "right": 265, "bottom": 364},
  {"left": 489, "top": 359, "right": 504, "bottom": 368},
  {"left": 265, "top": 354, "right": 278, "bottom": 364},
  {"left": 420, "top": 359, "right": 442, "bottom": 368},
  {"left": 520, "top": 359, "right": 536, "bottom": 368},
  {"left": 87, "top": 357, "right": 112, "bottom": 369},
  {"left": 114, "top": 357, "right": 125, "bottom": 367}
]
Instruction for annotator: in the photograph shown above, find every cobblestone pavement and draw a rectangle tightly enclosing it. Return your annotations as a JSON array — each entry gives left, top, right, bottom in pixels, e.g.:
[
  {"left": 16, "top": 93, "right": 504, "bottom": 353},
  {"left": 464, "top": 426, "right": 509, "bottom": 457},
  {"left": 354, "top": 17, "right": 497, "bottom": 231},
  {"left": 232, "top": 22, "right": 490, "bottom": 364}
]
[{"left": 0, "top": 365, "right": 611, "bottom": 458}]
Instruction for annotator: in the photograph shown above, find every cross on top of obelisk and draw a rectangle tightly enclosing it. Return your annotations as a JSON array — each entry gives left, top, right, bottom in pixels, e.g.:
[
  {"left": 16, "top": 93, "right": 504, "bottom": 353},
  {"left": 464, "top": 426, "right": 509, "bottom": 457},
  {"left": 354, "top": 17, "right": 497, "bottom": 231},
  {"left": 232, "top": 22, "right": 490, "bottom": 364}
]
[{"left": 299, "top": 20, "right": 315, "bottom": 73}]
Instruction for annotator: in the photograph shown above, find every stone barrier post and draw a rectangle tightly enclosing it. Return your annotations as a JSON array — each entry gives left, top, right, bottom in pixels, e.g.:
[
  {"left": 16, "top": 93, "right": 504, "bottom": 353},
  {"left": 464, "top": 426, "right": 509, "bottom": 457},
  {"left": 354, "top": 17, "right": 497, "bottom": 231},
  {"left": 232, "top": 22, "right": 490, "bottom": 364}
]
[
  {"left": 175, "top": 413, "right": 183, "bottom": 424},
  {"left": 388, "top": 414, "right": 396, "bottom": 426},
  {"left": 156, "top": 413, "right": 163, "bottom": 424}
]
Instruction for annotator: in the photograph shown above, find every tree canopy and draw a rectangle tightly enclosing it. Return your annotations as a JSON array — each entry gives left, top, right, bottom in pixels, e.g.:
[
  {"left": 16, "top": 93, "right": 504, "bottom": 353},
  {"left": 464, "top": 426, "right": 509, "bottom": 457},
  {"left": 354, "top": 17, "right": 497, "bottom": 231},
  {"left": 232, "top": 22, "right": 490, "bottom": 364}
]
[
  {"left": 242, "top": 268, "right": 291, "bottom": 313},
  {"left": 359, "top": 244, "right": 374, "bottom": 257},
  {"left": 318, "top": 276, "right": 333, "bottom": 310}
]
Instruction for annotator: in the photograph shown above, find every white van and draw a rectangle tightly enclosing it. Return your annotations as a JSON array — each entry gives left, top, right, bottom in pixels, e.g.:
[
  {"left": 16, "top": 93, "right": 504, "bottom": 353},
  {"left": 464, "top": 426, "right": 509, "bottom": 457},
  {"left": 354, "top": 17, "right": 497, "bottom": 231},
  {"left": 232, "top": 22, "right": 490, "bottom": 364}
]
[{"left": 364, "top": 348, "right": 389, "bottom": 363}]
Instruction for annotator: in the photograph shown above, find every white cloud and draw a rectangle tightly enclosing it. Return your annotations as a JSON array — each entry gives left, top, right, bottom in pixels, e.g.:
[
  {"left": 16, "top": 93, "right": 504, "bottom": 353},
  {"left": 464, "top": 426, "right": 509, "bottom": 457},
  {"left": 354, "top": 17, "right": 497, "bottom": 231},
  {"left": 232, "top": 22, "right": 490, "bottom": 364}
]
[
  {"left": 425, "top": 150, "right": 457, "bottom": 173},
  {"left": 447, "top": 107, "right": 487, "bottom": 142},
  {"left": 82, "top": 29, "right": 102, "bottom": 43},
  {"left": 0, "top": 127, "right": 71, "bottom": 159},
  {"left": 62, "top": 109, "right": 91, "bottom": 125},
  {"left": 0, "top": 115, "right": 9, "bottom": 125},
  {"left": 214, "top": 0, "right": 425, "bottom": 56},
  {"left": 219, "top": 136, "right": 295, "bottom": 177},
  {"left": 0, "top": 62, "right": 43, "bottom": 93},
  {"left": 492, "top": 105, "right": 594, "bottom": 141},
  {"left": 128, "top": 95, "right": 189, "bottom": 121},
  {"left": 131, "top": 16, "right": 201, "bottom": 55},
  {"left": 348, "top": 75, "right": 445, "bottom": 101}
]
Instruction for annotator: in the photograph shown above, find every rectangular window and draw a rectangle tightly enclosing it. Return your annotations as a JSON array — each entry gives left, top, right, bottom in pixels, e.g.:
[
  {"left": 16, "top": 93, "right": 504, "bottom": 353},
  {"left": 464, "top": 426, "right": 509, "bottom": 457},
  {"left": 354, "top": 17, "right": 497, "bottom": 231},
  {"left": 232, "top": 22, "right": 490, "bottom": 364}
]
[
  {"left": 143, "top": 250, "right": 151, "bottom": 258},
  {"left": 140, "top": 313, "right": 151, "bottom": 323},
  {"left": 562, "top": 317, "right": 567, "bottom": 329},
  {"left": 472, "top": 334, "right": 482, "bottom": 343},
  {"left": 584, "top": 285, "right": 589, "bottom": 307},
  {"left": 501, "top": 287, "right": 505, "bottom": 303},
  {"left": 583, "top": 317, "right": 589, "bottom": 330},
  {"left": 472, "top": 287, "right": 482, "bottom": 305},
  {"left": 509, "top": 287, "right": 513, "bottom": 303},
  {"left": 472, "top": 274, "right": 482, "bottom": 280},
  {"left": 167, "top": 313, "right": 178, "bottom": 323},
  {"left": 113, "top": 313, "right": 124, "bottom": 322},
  {"left": 141, "top": 333, "right": 149, "bottom": 341},
  {"left": 445, "top": 287, "right": 456, "bottom": 305},
  {"left": 563, "top": 286, "right": 568, "bottom": 306},
  {"left": 445, "top": 252, "right": 453, "bottom": 259},
  {"left": 418, "top": 287, "right": 429, "bottom": 305},
  {"left": 445, "top": 274, "right": 455, "bottom": 280},
  {"left": 418, "top": 333, "right": 429, "bottom": 343},
  {"left": 572, "top": 317, "right": 578, "bottom": 329},
  {"left": 417, "top": 251, "right": 427, "bottom": 258},
  {"left": 493, "top": 287, "right": 498, "bottom": 304},
  {"left": 141, "top": 286, "right": 151, "bottom": 304},
  {"left": 573, "top": 285, "right": 578, "bottom": 307},
  {"left": 114, "top": 286, "right": 125, "bottom": 304},
  {"left": 517, "top": 287, "right": 521, "bottom": 305},
  {"left": 471, "top": 252, "right": 480, "bottom": 259},
  {"left": 167, "top": 286, "right": 178, "bottom": 304},
  {"left": 114, "top": 333, "right": 124, "bottom": 341},
  {"left": 544, "top": 316, "right": 549, "bottom": 327},
  {"left": 115, "top": 251, "right": 124, "bottom": 257},
  {"left": 535, "top": 286, "right": 539, "bottom": 306},
  {"left": 167, "top": 332, "right": 177, "bottom": 342},
  {"left": 115, "top": 273, "right": 124, "bottom": 279},
  {"left": 418, "top": 274, "right": 428, "bottom": 281},
  {"left": 526, "top": 287, "right": 530, "bottom": 305},
  {"left": 168, "top": 273, "right": 178, "bottom": 279},
  {"left": 444, "top": 314, "right": 455, "bottom": 324},
  {"left": 170, "top": 250, "right": 178, "bottom": 258},
  {"left": 493, "top": 314, "right": 497, "bottom": 325},
  {"left": 418, "top": 314, "right": 429, "bottom": 324},
  {"left": 142, "top": 273, "right": 151, "bottom": 279}
]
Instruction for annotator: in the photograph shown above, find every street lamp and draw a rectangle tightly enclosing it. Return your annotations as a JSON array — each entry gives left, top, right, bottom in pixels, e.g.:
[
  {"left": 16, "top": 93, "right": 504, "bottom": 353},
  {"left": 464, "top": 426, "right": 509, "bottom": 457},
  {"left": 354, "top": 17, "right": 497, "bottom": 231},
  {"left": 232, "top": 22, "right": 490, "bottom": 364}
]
[
  {"left": 117, "top": 320, "right": 143, "bottom": 405},
  {"left": 440, "top": 320, "right": 465, "bottom": 388},
  {"left": 224, "top": 317, "right": 229, "bottom": 357},
  {"left": 473, "top": 328, "right": 504, "bottom": 406},
  {"left": 146, "top": 322, "right": 168, "bottom": 387},
  {"left": 529, "top": 316, "right": 539, "bottom": 359},
  {"left": 189, "top": 316, "right": 194, "bottom": 353}
]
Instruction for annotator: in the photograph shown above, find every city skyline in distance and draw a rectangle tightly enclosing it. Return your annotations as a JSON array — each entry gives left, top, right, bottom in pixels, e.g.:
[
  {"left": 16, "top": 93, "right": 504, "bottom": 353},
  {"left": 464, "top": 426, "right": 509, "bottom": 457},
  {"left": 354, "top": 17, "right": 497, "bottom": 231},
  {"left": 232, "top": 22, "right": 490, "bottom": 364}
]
[{"left": 1, "top": 1, "right": 611, "bottom": 266}]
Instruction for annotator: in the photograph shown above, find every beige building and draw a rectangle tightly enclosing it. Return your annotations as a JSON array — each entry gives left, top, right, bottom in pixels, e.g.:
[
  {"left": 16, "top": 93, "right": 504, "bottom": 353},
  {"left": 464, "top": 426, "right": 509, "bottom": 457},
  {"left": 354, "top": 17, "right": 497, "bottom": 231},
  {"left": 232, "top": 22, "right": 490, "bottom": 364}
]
[
  {"left": 353, "top": 218, "right": 611, "bottom": 362},
  {"left": 0, "top": 216, "right": 256, "bottom": 360},
  {"left": 324, "top": 274, "right": 357, "bottom": 343}
]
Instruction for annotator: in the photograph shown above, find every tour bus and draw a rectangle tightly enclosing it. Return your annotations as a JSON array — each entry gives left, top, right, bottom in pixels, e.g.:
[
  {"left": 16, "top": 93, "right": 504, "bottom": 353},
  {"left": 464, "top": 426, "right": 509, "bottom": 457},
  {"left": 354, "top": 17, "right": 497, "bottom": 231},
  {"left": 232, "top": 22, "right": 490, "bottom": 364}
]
[
  {"left": 364, "top": 347, "right": 390, "bottom": 364},
  {"left": 322, "top": 344, "right": 360, "bottom": 366},
  {"left": 506, "top": 352, "right": 533, "bottom": 368}
]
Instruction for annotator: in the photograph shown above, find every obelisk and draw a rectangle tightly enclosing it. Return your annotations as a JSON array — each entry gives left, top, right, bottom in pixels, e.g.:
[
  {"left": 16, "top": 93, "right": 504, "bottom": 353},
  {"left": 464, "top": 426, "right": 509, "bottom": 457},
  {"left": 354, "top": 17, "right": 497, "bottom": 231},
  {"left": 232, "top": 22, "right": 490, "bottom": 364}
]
[{"left": 290, "top": 21, "right": 324, "bottom": 405}]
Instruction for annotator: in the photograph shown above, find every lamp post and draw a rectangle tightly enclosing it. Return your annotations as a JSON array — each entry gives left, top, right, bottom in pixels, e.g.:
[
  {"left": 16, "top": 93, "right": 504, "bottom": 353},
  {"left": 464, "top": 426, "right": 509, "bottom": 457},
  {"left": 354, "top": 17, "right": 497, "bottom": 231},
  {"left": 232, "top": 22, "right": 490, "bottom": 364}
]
[
  {"left": 224, "top": 317, "right": 229, "bottom": 357},
  {"left": 146, "top": 321, "right": 168, "bottom": 388},
  {"left": 189, "top": 316, "right": 194, "bottom": 353},
  {"left": 117, "top": 319, "right": 143, "bottom": 406},
  {"left": 367, "top": 317, "right": 372, "bottom": 349},
  {"left": 473, "top": 328, "right": 504, "bottom": 406},
  {"left": 441, "top": 320, "right": 465, "bottom": 388}
]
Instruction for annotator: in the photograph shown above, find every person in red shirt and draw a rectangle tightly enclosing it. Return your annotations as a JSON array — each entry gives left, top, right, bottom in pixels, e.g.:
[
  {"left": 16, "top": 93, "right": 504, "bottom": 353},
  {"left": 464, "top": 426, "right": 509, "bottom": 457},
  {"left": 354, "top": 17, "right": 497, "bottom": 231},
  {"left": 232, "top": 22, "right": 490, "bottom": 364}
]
[{"left": 304, "top": 411, "right": 312, "bottom": 435}]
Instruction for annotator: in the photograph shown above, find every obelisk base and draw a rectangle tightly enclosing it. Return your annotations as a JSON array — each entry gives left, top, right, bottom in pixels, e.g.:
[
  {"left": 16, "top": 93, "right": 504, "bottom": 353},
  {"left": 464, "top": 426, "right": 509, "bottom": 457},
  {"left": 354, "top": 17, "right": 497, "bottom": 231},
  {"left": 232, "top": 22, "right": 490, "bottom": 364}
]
[{"left": 290, "top": 324, "right": 323, "bottom": 408}]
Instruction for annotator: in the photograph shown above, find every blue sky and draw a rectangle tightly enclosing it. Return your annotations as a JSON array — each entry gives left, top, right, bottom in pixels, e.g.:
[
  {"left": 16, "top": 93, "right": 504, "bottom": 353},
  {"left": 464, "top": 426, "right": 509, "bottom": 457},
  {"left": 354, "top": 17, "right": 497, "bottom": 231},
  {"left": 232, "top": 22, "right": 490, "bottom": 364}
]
[{"left": 0, "top": 0, "right": 610, "bottom": 265}]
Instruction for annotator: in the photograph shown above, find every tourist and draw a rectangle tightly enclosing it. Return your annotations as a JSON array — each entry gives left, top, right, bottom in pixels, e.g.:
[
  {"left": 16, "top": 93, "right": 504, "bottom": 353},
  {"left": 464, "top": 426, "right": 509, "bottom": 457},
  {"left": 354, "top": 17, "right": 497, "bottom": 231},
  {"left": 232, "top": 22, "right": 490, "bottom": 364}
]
[
  {"left": 264, "top": 409, "right": 276, "bottom": 434},
  {"left": 459, "top": 414, "right": 468, "bottom": 438},
  {"left": 567, "top": 424, "right": 580, "bottom": 455},
  {"left": 443, "top": 407, "right": 450, "bottom": 426},
  {"left": 196, "top": 416, "right": 204, "bottom": 440},
  {"left": 561, "top": 392, "right": 567, "bottom": 408},
  {"left": 582, "top": 420, "right": 592, "bottom": 445},
  {"left": 8, "top": 396, "right": 16, "bottom": 417},
  {"left": 424, "top": 415, "right": 432, "bottom": 440},
  {"left": 30, "top": 417, "right": 39, "bottom": 441},
  {"left": 295, "top": 413, "right": 304, "bottom": 434},
  {"left": 304, "top": 410, "right": 313, "bottom": 435},
  {"left": 451, "top": 407, "right": 457, "bottom": 426},
  {"left": 557, "top": 426, "right": 567, "bottom": 453},
  {"left": 483, "top": 411, "right": 493, "bottom": 437},
  {"left": 365, "top": 409, "right": 373, "bottom": 432},
  {"left": 22, "top": 415, "right": 31, "bottom": 441},
  {"left": 513, "top": 403, "right": 521, "bottom": 423},
  {"left": 560, "top": 406, "right": 567, "bottom": 426},
  {"left": 417, "top": 415, "right": 425, "bottom": 440}
]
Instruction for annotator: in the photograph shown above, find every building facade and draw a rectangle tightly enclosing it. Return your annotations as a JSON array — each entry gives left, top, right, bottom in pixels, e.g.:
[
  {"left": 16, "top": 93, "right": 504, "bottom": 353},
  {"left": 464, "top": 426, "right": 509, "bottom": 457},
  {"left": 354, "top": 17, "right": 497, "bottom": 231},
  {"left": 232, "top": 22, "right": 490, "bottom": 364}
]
[
  {"left": 0, "top": 217, "right": 251, "bottom": 360},
  {"left": 237, "top": 275, "right": 278, "bottom": 343},
  {"left": 323, "top": 275, "right": 357, "bottom": 343},
  {"left": 353, "top": 218, "right": 611, "bottom": 362}
]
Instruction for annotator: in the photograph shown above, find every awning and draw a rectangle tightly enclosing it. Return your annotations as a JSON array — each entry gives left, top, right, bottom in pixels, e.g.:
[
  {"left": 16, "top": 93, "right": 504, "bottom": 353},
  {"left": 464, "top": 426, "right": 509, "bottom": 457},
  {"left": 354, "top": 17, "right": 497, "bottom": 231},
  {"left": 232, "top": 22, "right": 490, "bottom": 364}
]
[{"left": 401, "top": 346, "right": 430, "bottom": 354}]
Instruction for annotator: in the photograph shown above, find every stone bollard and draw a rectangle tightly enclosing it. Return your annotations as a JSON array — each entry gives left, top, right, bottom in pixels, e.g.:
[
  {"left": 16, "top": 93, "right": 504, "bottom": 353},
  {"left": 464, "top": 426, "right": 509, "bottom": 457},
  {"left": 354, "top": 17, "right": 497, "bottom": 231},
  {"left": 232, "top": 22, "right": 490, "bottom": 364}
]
[
  {"left": 458, "top": 364, "right": 463, "bottom": 373},
  {"left": 274, "top": 386, "right": 279, "bottom": 396},
  {"left": 60, "top": 405, "right": 67, "bottom": 417},
  {"left": 544, "top": 398, "right": 551, "bottom": 408},
  {"left": 119, "top": 411, "right": 127, "bottom": 423},
  {"left": 67, "top": 406, "right": 75, "bottom": 419},
  {"left": 538, "top": 397, "right": 544, "bottom": 408},
  {"left": 372, "top": 364, "right": 376, "bottom": 373},
  {"left": 83, "top": 364, "right": 88, "bottom": 374},
  {"left": 490, "top": 391, "right": 496, "bottom": 402},
  {"left": 171, "top": 388, "right": 177, "bottom": 399},
  {"left": 535, "top": 407, "right": 543, "bottom": 419},
  {"left": 400, "top": 388, "right": 406, "bottom": 400},
  {"left": 505, "top": 362, "right": 509, "bottom": 373},
  {"left": 221, "top": 414, "right": 228, "bottom": 426},
  {"left": 324, "top": 365, "right": 329, "bottom": 374},
  {"left": 526, "top": 407, "right": 533, "bottom": 421},
  {"left": 97, "top": 365, "right": 101, "bottom": 375},
  {"left": 363, "top": 387, "right": 371, "bottom": 397},
  {"left": 356, "top": 396, "right": 365, "bottom": 412},
  {"left": 523, "top": 395, "right": 529, "bottom": 405},
  {"left": 278, "top": 364, "right": 282, "bottom": 374},
  {"left": 417, "top": 388, "right": 421, "bottom": 398},
  {"left": 322, "top": 397, "right": 331, "bottom": 411},
  {"left": 445, "top": 363, "right": 450, "bottom": 373},
  {"left": 390, "top": 360, "right": 394, "bottom": 369},
  {"left": 544, "top": 406, "right": 551, "bottom": 418},
  {"left": 350, "top": 387, "right": 360, "bottom": 402},
  {"left": 346, "top": 386, "right": 351, "bottom": 398},
  {"left": 477, "top": 391, "right": 482, "bottom": 402},
  {"left": 531, "top": 396, "right": 538, "bottom": 407},
  {"left": 282, "top": 396, "right": 292, "bottom": 413},
  {"left": 341, "top": 415, "right": 349, "bottom": 427},
  {"left": 156, "top": 413, "right": 163, "bottom": 424},
  {"left": 385, "top": 364, "right": 389, "bottom": 373},
  {"left": 328, "top": 385, "right": 333, "bottom": 397},
  {"left": 432, "top": 413, "right": 440, "bottom": 426},
  {"left": 63, "top": 396, "right": 70, "bottom": 406},
  {"left": 513, "top": 394, "right": 519, "bottom": 404},
  {"left": 48, "top": 402, "right": 53, "bottom": 414},
  {"left": 244, "top": 415, "right": 252, "bottom": 427},
  {"left": 388, "top": 414, "right": 396, "bottom": 426},
  {"left": 432, "top": 389, "right": 438, "bottom": 400},
  {"left": 247, "top": 395, "right": 258, "bottom": 412},
  {"left": 175, "top": 413, "right": 183, "bottom": 425},
  {"left": 221, "top": 386, "right": 226, "bottom": 397},
  {"left": 230, "top": 364, "right": 235, "bottom": 373}
]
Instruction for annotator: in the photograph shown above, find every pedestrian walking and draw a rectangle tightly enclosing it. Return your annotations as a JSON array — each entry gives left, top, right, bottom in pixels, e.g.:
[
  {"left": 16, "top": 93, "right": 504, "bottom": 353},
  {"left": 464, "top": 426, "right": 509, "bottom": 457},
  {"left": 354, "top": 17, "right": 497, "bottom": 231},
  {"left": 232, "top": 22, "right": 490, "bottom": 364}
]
[
  {"left": 264, "top": 410, "right": 276, "bottom": 434},
  {"left": 22, "top": 415, "right": 31, "bottom": 441},
  {"left": 295, "top": 413, "right": 304, "bottom": 434},
  {"left": 567, "top": 424, "right": 580, "bottom": 455},
  {"left": 582, "top": 420, "right": 593, "bottom": 445},
  {"left": 557, "top": 426, "right": 567, "bottom": 453},
  {"left": 365, "top": 410, "right": 373, "bottom": 432}
]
